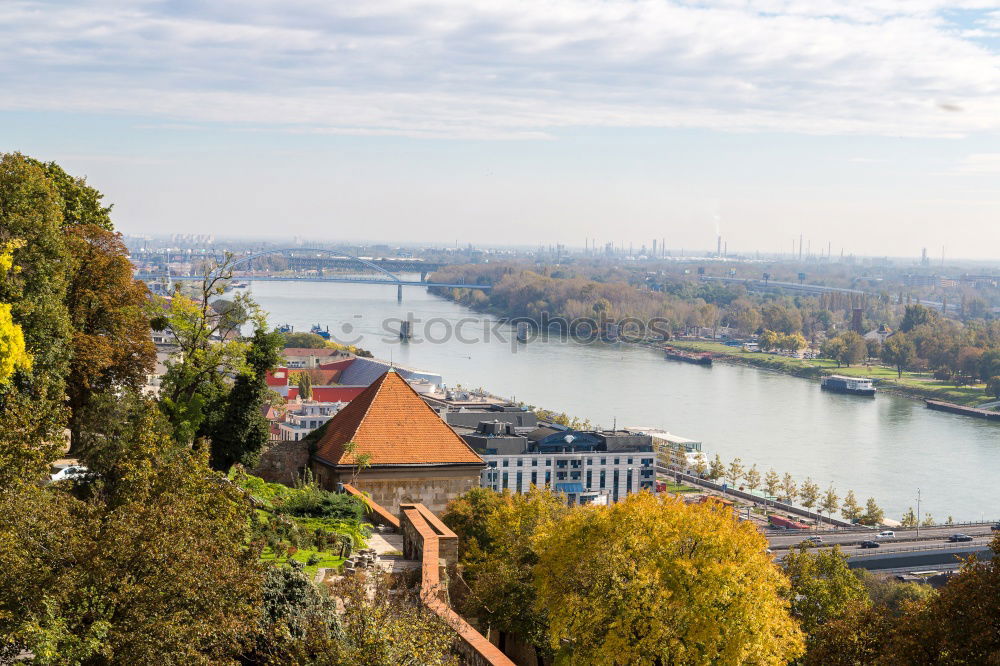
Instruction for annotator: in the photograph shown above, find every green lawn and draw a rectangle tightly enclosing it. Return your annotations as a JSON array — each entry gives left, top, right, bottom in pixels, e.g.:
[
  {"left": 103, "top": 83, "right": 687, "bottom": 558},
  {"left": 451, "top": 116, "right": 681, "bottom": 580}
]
[
  {"left": 261, "top": 547, "right": 345, "bottom": 579},
  {"left": 667, "top": 340, "right": 988, "bottom": 406},
  {"left": 658, "top": 481, "right": 700, "bottom": 494}
]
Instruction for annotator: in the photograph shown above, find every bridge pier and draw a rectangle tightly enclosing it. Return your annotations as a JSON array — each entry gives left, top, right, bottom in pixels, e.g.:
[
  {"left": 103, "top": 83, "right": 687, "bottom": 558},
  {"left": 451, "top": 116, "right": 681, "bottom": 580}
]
[{"left": 397, "top": 284, "right": 403, "bottom": 302}]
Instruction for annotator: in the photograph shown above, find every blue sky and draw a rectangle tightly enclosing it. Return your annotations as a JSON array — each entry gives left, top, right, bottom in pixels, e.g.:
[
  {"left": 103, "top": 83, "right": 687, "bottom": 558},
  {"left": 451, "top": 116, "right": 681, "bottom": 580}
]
[{"left": 3, "top": 0, "right": 1000, "bottom": 258}]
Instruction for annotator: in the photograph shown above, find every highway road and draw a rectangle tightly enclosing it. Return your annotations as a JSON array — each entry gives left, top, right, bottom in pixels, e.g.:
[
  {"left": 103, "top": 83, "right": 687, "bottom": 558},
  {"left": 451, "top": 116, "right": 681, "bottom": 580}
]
[{"left": 767, "top": 524, "right": 996, "bottom": 549}]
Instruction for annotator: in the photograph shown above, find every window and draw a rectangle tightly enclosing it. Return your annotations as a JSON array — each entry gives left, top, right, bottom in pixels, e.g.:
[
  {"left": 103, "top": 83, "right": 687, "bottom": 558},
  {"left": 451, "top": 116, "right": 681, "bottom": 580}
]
[
  {"left": 502, "top": 460, "right": 509, "bottom": 467},
  {"left": 600, "top": 470, "right": 606, "bottom": 488},
  {"left": 531, "top": 459, "right": 538, "bottom": 467},
  {"left": 488, "top": 461, "right": 497, "bottom": 467},
  {"left": 626, "top": 471, "right": 633, "bottom": 494},
  {"left": 570, "top": 471, "right": 581, "bottom": 480},
  {"left": 587, "top": 457, "right": 593, "bottom": 465},
  {"left": 545, "top": 471, "right": 551, "bottom": 484},
  {"left": 642, "top": 458, "right": 654, "bottom": 466},
  {"left": 586, "top": 470, "right": 592, "bottom": 487},
  {"left": 516, "top": 472, "right": 523, "bottom": 489},
  {"left": 557, "top": 471, "right": 567, "bottom": 480},
  {"left": 545, "top": 459, "right": 552, "bottom": 467},
  {"left": 517, "top": 458, "right": 523, "bottom": 467},
  {"left": 613, "top": 470, "right": 620, "bottom": 501},
  {"left": 627, "top": 457, "right": 633, "bottom": 465},
  {"left": 600, "top": 457, "right": 606, "bottom": 465},
  {"left": 502, "top": 472, "right": 508, "bottom": 489},
  {"left": 531, "top": 471, "right": 537, "bottom": 486}
]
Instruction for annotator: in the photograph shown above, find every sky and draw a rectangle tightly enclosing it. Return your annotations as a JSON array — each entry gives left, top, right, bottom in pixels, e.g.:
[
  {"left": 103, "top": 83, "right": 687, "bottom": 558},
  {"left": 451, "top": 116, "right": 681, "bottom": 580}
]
[{"left": 3, "top": 0, "right": 1000, "bottom": 258}]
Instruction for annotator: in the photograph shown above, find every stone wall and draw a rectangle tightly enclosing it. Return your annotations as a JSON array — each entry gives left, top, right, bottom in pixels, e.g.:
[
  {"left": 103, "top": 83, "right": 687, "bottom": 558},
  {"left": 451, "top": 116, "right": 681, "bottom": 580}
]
[
  {"left": 252, "top": 438, "right": 309, "bottom": 484},
  {"left": 314, "top": 464, "right": 482, "bottom": 516}
]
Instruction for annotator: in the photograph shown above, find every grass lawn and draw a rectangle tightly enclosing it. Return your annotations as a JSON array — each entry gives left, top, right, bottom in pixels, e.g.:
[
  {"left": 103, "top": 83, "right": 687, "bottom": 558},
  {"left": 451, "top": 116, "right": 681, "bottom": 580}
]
[
  {"left": 261, "top": 547, "right": 345, "bottom": 579},
  {"left": 668, "top": 340, "right": 987, "bottom": 406},
  {"left": 659, "top": 481, "right": 701, "bottom": 494}
]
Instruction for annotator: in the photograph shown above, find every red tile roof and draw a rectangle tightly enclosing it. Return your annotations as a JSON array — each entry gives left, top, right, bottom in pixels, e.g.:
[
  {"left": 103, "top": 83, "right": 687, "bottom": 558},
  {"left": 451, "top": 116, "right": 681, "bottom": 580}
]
[
  {"left": 313, "top": 371, "right": 484, "bottom": 468},
  {"left": 282, "top": 347, "right": 346, "bottom": 357}
]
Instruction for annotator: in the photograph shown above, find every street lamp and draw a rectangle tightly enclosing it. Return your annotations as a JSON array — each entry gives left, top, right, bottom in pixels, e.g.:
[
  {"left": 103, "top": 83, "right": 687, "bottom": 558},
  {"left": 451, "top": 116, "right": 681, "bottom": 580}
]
[{"left": 916, "top": 488, "right": 921, "bottom": 537}]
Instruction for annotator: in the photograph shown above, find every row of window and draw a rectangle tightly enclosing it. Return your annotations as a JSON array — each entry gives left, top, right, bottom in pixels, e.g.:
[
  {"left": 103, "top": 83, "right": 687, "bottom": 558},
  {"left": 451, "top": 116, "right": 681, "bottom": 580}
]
[{"left": 489, "top": 456, "right": 655, "bottom": 468}]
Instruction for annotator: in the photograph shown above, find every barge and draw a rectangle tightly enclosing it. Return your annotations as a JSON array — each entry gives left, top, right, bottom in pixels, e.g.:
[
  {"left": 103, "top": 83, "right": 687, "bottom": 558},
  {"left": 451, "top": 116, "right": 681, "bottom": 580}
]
[
  {"left": 821, "top": 375, "right": 876, "bottom": 396},
  {"left": 663, "top": 346, "right": 713, "bottom": 366}
]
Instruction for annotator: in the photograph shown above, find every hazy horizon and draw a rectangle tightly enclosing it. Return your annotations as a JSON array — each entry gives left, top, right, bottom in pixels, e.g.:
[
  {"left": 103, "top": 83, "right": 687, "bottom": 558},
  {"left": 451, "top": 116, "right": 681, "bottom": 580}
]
[{"left": 4, "top": 1, "right": 1000, "bottom": 258}]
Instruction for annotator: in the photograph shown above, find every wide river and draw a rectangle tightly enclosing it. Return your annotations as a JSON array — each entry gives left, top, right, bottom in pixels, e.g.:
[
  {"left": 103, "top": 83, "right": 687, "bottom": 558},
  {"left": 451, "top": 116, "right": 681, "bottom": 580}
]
[{"left": 249, "top": 279, "right": 1000, "bottom": 522}]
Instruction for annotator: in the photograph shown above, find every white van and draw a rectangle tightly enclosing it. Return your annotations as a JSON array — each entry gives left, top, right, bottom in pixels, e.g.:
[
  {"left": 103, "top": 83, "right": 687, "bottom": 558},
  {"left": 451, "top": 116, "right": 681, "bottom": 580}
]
[{"left": 875, "top": 530, "right": 895, "bottom": 539}]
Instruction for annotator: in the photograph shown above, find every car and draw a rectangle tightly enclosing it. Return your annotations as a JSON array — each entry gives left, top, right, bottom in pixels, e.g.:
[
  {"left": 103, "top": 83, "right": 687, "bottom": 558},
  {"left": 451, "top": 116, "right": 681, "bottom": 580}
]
[
  {"left": 948, "top": 533, "right": 974, "bottom": 543},
  {"left": 860, "top": 540, "right": 880, "bottom": 549},
  {"left": 991, "top": 523, "right": 1000, "bottom": 532},
  {"left": 875, "top": 530, "right": 895, "bottom": 539},
  {"left": 803, "top": 536, "right": 823, "bottom": 544},
  {"left": 49, "top": 465, "right": 89, "bottom": 483}
]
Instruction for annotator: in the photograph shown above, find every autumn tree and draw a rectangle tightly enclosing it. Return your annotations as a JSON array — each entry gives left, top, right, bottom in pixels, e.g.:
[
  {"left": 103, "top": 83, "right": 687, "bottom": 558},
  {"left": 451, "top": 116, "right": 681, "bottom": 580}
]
[
  {"left": 744, "top": 464, "right": 761, "bottom": 494},
  {"left": 820, "top": 485, "right": 839, "bottom": 523},
  {"left": 900, "top": 507, "right": 917, "bottom": 528},
  {"left": 799, "top": 478, "right": 820, "bottom": 513},
  {"left": 296, "top": 370, "right": 313, "bottom": 400},
  {"left": 725, "top": 457, "right": 744, "bottom": 489},
  {"left": 781, "top": 472, "right": 798, "bottom": 504},
  {"left": 708, "top": 453, "right": 725, "bottom": 481},
  {"left": 64, "top": 225, "right": 155, "bottom": 453},
  {"left": 533, "top": 493, "right": 805, "bottom": 664},
  {"left": 764, "top": 468, "right": 782, "bottom": 501},
  {"left": 446, "top": 487, "right": 568, "bottom": 661}
]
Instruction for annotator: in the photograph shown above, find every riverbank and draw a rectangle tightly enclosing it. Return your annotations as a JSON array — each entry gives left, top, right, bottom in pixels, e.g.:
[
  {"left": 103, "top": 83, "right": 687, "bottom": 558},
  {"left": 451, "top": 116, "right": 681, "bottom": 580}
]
[{"left": 665, "top": 340, "right": 989, "bottom": 407}]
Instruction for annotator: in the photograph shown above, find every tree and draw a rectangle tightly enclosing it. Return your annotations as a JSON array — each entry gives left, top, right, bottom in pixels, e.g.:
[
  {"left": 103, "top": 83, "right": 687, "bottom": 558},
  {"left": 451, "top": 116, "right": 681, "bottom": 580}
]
[
  {"left": 781, "top": 473, "right": 798, "bottom": 504},
  {"left": 837, "top": 332, "right": 867, "bottom": 367},
  {"left": 802, "top": 600, "right": 891, "bottom": 666},
  {"left": 881, "top": 332, "right": 915, "bottom": 378},
  {"left": 447, "top": 487, "right": 568, "bottom": 661},
  {"left": 859, "top": 498, "right": 885, "bottom": 526},
  {"left": 0, "top": 394, "right": 264, "bottom": 662},
  {"left": 156, "top": 255, "right": 262, "bottom": 443},
  {"left": 980, "top": 349, "right": 1000, "bottom": 397},
  {"left": 281, "top": 331, "right": 328, "bottom": 349},
  {"left": 532, "top": 493, "right": 805, "bottom": 664},
  {"left": 744, "top": 464, "right": 761, "bottom": 494},
  {"left": 64, "top": 225, "right": 155, "bottom": 453},
  {"left": 764, "top": 468, "right": 781, "bottom": 502},
  {"left": 921, "top": 513, "right": 935, "bottom": 527},
  {"left": 840, "top": 490, "right": 862, "bottom": 523},
  {"left": 725, "top": 457, "right": 744, "bottom": 489},
  {"left": 799, "top": 478, "right": 820, "bottom": 513},
  {"left": 0, "top": 243, "right": 31, "bottom": 385},
  {"left": 900, "top": 507, "right": 917, "bottom": 528},
  {"left": 782, "top": 333, "right": 807, "bottom": 353},
  {"left": 0, "top": 153, "right": 74, "bottom": 487},
  {"left": 820, "top": 337, "right": 846, "bottom": 367},
  {"left": 708, "top": 453, "right": 725, "bottom": 481},
  {"left": 820, "top": 485, "right": 839, "bottom": 523},
  {"left": 759, "top": 329, "right": 781, "bottom": 352},
  {"left": 900, "top": 304, "right": 933, "bottom": 332},
  {"left": 782, "top": 546, "right": 868, "bottom": 640},
  {"left": 692, "top": 455, "right": 708, "bottom": 478},
  {"left": 295, "top": 370, "right": 313, "bottom": 400},
  {"left": 203, "top": 326, "right": 284, "bottom": 471}
]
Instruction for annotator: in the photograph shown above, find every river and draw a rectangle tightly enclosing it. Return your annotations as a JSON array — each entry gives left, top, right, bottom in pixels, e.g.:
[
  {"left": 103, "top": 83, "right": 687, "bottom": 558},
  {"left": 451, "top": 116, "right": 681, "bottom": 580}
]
[{"left": 247, "top": 278, "right": 1000, "bottom": 522}]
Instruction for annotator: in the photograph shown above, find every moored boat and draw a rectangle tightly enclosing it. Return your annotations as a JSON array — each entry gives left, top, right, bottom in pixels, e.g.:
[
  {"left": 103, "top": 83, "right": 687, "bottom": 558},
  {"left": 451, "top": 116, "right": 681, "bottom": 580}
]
[
  {"left": 663, "top": 346, "right": 713, "bottom": 366},
  {"left": 821, "top": 375, "right": 875, "bottom": 396}
]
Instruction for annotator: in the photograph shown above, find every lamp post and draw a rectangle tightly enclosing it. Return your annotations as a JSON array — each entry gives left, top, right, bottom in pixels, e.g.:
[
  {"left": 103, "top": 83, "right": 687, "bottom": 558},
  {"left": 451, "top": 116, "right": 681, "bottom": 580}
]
[{"left": 916, "top": 488, "right": 921, "bottom": 537}]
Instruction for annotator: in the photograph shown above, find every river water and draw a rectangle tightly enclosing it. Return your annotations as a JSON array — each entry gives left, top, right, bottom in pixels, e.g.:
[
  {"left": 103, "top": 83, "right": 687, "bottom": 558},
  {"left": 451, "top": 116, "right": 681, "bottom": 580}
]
[{"left": 248, "top": 279, "right": 1000, "bottom": 522}]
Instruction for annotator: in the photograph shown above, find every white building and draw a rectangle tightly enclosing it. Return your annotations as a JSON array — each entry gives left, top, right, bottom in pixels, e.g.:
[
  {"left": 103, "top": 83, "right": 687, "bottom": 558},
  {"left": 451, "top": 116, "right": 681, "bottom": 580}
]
[{"left": 277, "top": 401, "right": 346, "bottom": 441}]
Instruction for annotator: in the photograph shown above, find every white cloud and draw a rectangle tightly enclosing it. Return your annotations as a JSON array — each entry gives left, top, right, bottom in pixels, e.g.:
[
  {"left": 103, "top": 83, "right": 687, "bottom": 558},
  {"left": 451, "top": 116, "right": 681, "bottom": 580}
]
[
  {"left": 954, "top": 153, "right": 1000, "bottom": 173},
  {"left": 1, "top": 0, "right": 1000, "bottom": 138}
]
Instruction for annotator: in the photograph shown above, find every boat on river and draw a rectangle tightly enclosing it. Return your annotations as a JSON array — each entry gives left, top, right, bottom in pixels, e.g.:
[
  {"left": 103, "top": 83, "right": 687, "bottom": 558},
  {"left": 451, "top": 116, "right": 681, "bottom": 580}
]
[
  {"left": 821, "top": 375, "right": 875, "bottom": 396},
  {"left": 663, "top": 346, "right": 713, "bottom": 366}
]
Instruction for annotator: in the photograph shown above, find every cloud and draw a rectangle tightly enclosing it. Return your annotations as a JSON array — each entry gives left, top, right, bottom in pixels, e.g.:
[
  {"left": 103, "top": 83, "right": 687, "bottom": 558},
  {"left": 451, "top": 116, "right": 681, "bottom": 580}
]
[
  {"left": 954, "top": 153, "right": 1000, "bottom": 173},
  {"left": 1, "top": 0, "right": 1000, "bottom": 139}
]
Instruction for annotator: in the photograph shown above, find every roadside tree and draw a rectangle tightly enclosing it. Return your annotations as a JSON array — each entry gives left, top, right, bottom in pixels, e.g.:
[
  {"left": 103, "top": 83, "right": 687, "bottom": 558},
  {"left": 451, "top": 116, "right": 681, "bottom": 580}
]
[
  {"left": 820, "top": 485, "right": 839, "bottom": 523},
  {"left": 900, "top": 507, "right": 917, "bottom": 528},
  {"left": 744, "top": 464, "right": 761, "bottom": 495},
  {"left": 840, "top": 490, "right": 862, "bottom": 522},
  {"left": 725, "top": 457, "right": 744, "bottom": 489},
  {"left": 708, "top": 454, "right": 725, "bottom": 481},
  {"left": 781, "top": 473, "right": 798, "bottom": 504},
  {"left": 859, "top": 498, "right": 885, "bottom": 526},
  {"left": 764, "top": 468, "right": 782, "bottom": 501},
  {"left": 799, "top": 478, "right": 820, "bottom": 514}
]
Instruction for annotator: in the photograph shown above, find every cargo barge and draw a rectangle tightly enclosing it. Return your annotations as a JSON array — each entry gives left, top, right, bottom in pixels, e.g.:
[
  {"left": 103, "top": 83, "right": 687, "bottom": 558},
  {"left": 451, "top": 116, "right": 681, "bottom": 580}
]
[
  {"left": 926, "top": 400, "right": 1000, "bottom": 421},
  {"left": 663, "top": 346, "right": 713, "bottom": 366},
  {"left": 821, "top": 375, "right": 876, "bottom": 396}
]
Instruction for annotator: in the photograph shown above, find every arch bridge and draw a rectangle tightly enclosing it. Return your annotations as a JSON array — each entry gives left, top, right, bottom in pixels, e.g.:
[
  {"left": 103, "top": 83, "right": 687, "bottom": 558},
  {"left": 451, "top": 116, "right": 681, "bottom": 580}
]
[{"left": 138, "top": 248, "right": 489, "bottom": 301}]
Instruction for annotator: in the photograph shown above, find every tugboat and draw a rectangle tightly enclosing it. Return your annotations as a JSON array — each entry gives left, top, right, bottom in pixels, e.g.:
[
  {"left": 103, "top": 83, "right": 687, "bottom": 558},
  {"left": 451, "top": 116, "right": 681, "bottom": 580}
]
[
  {"left": 310, "top": 324, "right": 331, "bottom": 340},
  {"left": 663, "top": 346, "right": 713, "bottom": 366},
  {"left": 821, "top": 375, "right": 876, "bottom": 396},
  {"left": 277, "top": 323, "right": 294, "bottom": 334}
]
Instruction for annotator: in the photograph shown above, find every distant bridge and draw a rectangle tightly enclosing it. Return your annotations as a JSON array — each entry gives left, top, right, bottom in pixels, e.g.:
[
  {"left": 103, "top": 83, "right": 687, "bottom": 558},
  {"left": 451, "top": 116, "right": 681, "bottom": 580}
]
[{"left": 136, "top": 248, "right": 488, "bottom": 301}]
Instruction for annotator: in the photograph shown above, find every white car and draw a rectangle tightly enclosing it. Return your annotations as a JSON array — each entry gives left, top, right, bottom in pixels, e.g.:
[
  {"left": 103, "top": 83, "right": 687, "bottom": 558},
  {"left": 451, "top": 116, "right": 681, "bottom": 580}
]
[
  {"left": 50, "top": 465, "right": 89, "bottom": 483},
  {"left": 875, "top": 530, "right": 895, "bottom": 539}
]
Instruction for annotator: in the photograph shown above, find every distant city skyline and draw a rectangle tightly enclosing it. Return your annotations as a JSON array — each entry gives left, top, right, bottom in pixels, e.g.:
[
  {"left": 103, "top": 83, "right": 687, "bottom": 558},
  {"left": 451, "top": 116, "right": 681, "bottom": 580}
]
[{"left": 4, "top": 1, "right": 1000, "bottom": 258}]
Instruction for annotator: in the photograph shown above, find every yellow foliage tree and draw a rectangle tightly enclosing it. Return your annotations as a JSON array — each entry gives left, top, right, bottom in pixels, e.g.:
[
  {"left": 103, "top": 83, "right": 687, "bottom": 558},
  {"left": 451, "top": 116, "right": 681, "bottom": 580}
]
[
  {"left": 0, "top": 243, "right": 31, "bottom": 384},
  {"left": 533, "top": 492, "right": 805, "bottom": 664}
]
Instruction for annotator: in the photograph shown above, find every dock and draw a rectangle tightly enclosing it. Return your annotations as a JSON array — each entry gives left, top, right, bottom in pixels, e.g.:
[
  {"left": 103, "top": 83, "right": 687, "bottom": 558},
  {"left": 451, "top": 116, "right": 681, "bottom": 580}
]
[{"left": 925, "top": 400, "right": 1000, "bottom": 421}]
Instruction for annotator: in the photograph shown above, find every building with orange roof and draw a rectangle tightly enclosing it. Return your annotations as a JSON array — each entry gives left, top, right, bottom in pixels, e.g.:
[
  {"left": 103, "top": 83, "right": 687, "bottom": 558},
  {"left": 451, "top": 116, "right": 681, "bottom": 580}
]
[{"left": 311, "top": 369, "right": 485, "bottom": 514}]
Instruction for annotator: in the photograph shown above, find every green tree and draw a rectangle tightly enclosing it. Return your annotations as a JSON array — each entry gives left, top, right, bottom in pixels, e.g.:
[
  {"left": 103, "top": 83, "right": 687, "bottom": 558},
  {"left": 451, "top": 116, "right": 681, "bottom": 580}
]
[
  {"left": 0, "top": 394, "right": 264, "bottom": 663},
  {"left": 448, "top": 487, "right": 568, "bottom": 661},
  {"left": 837, "top": 332, "right": 867, "bottom": 367},
  {"left": 840, "top": 490, "right": 862, "bottom": 522},
  {"left": 820, "top": 336, "right": 846, "bottom": 367},
  {"left": 295, "top": 370, "right": 313, "bottom": 400},
  {"left": 921, "top": 512, "right": 935, "bottom": 527},
  {"left": 204, "top": 326, "right": 284, "bottom": 471},
  {"left": 281, "top": 331, "right": 329, "bottom": 349},
  {"left": 533, "top": 493, "right": 805, "bottom": 664},
  {"left": 881, "top": 332, "right": 915, "bottom": 378},
  {"left": 900, "top": 304, "right": 934, "bottom": 332},
  {"left": 859, "top": 498, "right": 885, "bottom": 526},
  {"left": 782, "top": 546, "right": 868, "bottom": 640},
  {"left": 820, "top": 485, "right": 839, "bottom": 523}
]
